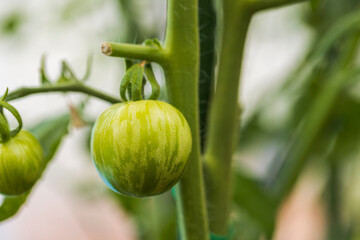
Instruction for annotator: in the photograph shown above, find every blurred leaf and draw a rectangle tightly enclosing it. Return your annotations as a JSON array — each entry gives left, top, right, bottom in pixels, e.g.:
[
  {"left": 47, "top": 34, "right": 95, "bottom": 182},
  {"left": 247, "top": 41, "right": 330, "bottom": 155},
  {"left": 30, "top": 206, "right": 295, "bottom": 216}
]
[
  {"left": 113, "top": 192, "right": 176, "bottom": 240},
  {"left": 233, "top": 173, "right": 276, "bottom": 237},
  {"left": 307, "top": 0, "right": 360, "bottom": 32},
  {"left": 232, "top": 207, "right": 263, "bottom": 240},
  {"left": 327, "top": 95, "right": 360, "bottom": 160},
  {"left": 116, "top": 0, "right": 162, "bottom": 43},
  {"left": 30, "top": 114, "right": 70, "bottom": 162},
  {"left": 268, "top": 68, "right": 360, "bottom": 201},
  {"left": 40, "top": 55, "right": 51, "bottom": 86},
  {"left": 0, "top": 12, "right": 23, "bottom": 35},
  {"left": 0, "top": 114, "right": 70, "bottom": 221},
  {"left": 56, "top": 61, "right": 80, "bottom": 85},
  {"left": 61, "top": 0, "right": 104, "bottom": 21},
  {"left": 310, "top": 0, "right": 322, "bottom": 11},
  {"left": 80, "top": 54, "right": 93, "bottom": 82},
  {"left": 0, "top": 194, "right": 28, "bottom": 221}
]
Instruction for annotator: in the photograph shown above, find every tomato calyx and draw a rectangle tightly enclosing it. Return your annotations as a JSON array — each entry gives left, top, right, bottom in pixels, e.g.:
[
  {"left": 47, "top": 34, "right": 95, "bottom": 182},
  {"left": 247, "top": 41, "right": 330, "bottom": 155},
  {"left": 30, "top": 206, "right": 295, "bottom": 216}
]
[
  {"left": 120, "top": 44, "right": 161, "bottom": 102},
  {"left": 0, "top": 89, "right": 23, "bottom": 143}
]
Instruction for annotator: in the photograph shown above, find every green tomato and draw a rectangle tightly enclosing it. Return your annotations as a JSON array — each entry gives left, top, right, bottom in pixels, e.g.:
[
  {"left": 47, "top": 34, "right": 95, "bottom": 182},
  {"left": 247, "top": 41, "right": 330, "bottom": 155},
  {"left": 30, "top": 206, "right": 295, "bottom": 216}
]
[
  {"left": 91, "top": 100, "right": 192, "bottom": 197},
  {"left": 0, "top": 130, "right": 44, "bottom": 196}
]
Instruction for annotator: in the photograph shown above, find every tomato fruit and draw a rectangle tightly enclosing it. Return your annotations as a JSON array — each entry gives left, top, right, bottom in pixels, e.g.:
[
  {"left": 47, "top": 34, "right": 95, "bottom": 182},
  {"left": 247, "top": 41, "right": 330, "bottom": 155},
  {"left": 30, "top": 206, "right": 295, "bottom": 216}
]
[
  {"left": 91, "top": 100, "right": 192, "bottom": 197},
  {"left": 0, "top": 130, "right": 44, "bottom": 196}
]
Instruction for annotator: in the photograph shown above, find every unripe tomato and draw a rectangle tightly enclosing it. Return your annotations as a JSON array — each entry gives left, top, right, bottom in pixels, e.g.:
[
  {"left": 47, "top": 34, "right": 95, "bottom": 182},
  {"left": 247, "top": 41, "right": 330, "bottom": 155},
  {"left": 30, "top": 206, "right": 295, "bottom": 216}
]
[
  {"left": 91, "top": 100, "right": 192, "bottom": 197},
  {"left": 0, "top": 130, "right": 44, "bottom": 196}
]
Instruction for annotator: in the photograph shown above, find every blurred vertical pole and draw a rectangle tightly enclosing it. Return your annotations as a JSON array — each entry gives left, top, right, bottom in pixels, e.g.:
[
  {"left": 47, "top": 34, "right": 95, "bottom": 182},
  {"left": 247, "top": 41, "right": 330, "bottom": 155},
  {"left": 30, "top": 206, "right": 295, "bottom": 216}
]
[
  {"left": 204, "top": 0, "right": 252, "bottom": 235},
  {"left": 198, "top": 0, "right": 217, "bottom": 152}
]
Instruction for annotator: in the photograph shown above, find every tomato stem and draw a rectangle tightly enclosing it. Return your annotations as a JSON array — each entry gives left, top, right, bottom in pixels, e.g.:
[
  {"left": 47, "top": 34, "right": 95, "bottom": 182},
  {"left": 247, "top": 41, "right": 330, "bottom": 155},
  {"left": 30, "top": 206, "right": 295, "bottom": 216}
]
[{"left": 5, "top": 84, "right": 121, "bottom": 104}]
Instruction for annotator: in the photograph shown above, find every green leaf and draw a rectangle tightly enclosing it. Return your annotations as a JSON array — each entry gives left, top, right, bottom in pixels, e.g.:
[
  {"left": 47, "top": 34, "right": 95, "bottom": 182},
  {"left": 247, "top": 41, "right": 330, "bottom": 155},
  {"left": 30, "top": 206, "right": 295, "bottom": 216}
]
[
  {"left": 310, "top": 0, "right": 322, "bottom": 11},
  {"left": 0, "top": 11, "right": 23, "bottom": 35},
  {"left": 31, "top": 114, "right": 70, "bottom": 163},
  {"left": 112, "top": 192, "right": 176, "bottom": 240},
  {"left": 56, "top": 61, "right": 79, "bottom": 85},
  {"left": 327, "top": 96, "right": 360, "bottom": 160},
  {"left": 40, "top": 55, "right": 52, "bottom": 86},
  {"left": 0, "top": 114, "right": 70, "bottom": 221},
  {"left": 233, "top": 173, "right": 276, "bottom": 237},
  {"left": 0, "top": 194, "right": 29, "bottom": 221},
  {"left": 232, "top": 207, "right": 263, "bottom": 240}
]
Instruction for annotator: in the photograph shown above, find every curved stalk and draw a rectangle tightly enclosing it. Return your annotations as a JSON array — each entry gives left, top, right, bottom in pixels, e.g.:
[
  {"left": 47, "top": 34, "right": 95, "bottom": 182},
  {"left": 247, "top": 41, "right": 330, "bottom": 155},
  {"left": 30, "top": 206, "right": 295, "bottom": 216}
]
[
  {"left": 5, "top": 83, "right": 121, "bottom": 104},
  {"left": 0, "top": 101, "right": 23, "bottom": 138},
  {"left": 204, "top": 1, "right": 252, "bottom": 235}
]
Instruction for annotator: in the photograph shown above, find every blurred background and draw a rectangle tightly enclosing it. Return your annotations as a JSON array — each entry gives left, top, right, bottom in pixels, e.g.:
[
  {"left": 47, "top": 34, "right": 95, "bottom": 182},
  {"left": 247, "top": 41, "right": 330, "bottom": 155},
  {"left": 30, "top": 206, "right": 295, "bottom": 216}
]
[{"left": 1, "top": 0, "right": 359, "bottom": 239}]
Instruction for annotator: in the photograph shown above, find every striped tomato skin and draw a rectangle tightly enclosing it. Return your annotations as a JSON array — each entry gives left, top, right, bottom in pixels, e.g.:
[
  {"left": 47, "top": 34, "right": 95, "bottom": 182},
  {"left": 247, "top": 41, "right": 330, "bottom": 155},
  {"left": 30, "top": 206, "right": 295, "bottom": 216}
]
[
  {"left": 91, "top": 100, "right": 192, "bottom": 197},
  {"left": 0, "top": 130, "right": 44, "bottom": 196}
]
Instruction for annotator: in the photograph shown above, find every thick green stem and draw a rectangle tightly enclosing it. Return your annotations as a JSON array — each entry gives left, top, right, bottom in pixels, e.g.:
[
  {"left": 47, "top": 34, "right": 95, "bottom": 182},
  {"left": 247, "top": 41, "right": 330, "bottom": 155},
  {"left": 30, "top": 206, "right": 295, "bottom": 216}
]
[
  {"left": 5, "top": 84, "right": 121, "bottom": 104},
  {"left": 204, "top": 1, "right": 252, "bottom": 235},
  {"left": 163, "top": 0, "right": 209, "bottom": 239}
]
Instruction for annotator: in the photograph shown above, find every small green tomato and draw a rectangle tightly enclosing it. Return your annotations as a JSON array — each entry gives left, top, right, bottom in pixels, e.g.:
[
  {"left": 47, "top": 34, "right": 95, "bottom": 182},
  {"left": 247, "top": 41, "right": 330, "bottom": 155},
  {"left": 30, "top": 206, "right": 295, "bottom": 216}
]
[
  {"left": 0, "top": 130, "right": 44, "bottom": 196},
  {"left": 91, "top": 100, "right": 192, "bottom": 197}
]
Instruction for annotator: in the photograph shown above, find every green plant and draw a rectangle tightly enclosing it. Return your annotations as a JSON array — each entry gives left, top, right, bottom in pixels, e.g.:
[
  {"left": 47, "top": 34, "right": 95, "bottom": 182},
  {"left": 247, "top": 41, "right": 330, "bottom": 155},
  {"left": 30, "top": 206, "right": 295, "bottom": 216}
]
[{"left": 2, "top": 0, "right": 360, "bottom": 239}]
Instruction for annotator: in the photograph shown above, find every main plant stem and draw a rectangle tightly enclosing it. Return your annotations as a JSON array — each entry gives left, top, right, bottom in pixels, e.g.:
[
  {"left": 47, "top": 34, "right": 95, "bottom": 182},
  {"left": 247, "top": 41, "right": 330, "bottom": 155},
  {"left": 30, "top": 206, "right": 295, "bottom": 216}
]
[
  {"left": 204, "top": 2, "right": 252, "bottom": 235},
  {"left": 163, "top": 0, "right": 209, "bottom": 239}
]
